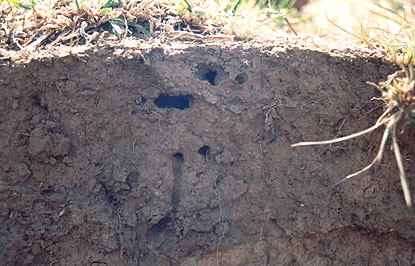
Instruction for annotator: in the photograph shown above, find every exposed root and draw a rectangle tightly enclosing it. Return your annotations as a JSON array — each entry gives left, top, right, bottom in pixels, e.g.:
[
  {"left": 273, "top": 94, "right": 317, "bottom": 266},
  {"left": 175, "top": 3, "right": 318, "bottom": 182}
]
[
  {"left": 292, "top": 106, "right": 412, "bottom": 207},
  {"left": 215, "top": 176, "right": 226, "bottom": 266},
  {"left": 375, "top": 106, "right": 392, "bottom": 124},
  {"left": 391, "top": 115, "right": 412, "bottom": 207},
  {"left": 328, "top": 115, "right": 393, "bottom": 189},
  {"left": 291, "top": 107, "right": 392, "bottom": 147}
]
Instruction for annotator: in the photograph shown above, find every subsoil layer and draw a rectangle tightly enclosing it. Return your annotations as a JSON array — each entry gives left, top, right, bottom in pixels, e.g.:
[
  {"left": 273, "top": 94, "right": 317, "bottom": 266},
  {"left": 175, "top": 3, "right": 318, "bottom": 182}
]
[{"left": 1, "top": 40, "right": 415, "bottom": 265}]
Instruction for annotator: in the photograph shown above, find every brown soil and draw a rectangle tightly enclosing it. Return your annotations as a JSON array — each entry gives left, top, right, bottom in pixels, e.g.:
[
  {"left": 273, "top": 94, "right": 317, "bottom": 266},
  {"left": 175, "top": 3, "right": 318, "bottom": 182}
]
[{"left": 1, "top": 39, "right": 415, "bottom": 266}]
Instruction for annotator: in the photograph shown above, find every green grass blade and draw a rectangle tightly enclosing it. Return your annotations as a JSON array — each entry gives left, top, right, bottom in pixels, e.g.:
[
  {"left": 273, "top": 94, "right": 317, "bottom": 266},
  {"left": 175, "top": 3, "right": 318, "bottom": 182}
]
[
  {"left": 126, "top": 20, "right": 152, "bottom": 39},
  {"left": 373, "top": 2, "right": 404, "bottom": 20},
  {"left": 101, "top": 0, "right": 115, "bottom": 9},
  {"left": 232, "top": 0, "right": 242, "bottom": 14},
  {"left": 182, "top": 0, "right": 192, "bottom": 13},
  {"left": 100, "top": 8, "right": 112, "bottom": 14},
  {"left": 2, "top": 0, "right": 32, "bottom": 9},
  {"left": 109, "top": 20, "right": 122, "bottom": 35},
  {"left": 370, "top": 10, "right": 403, "bottom": 25},
  {"left": 30, "top": 0, "right": 36, "bottom": 13},
  {"left": 17, "top": 2, "right": 32, "bottom": 9}
]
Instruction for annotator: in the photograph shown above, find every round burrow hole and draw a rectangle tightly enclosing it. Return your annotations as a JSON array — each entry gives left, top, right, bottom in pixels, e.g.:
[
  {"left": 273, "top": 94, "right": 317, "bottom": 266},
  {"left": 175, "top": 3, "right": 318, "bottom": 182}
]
[
  {"left": 173, "top": 152, "right": 184, "bottom": 161},
  {"left": 204, "top": 70, "right": 217, "bottom": 85},
  {"left": 235, "top": 73, "right": 248, "bottom": 85},
  {"left": 196, "top": 64, "right": 228, "bottom": 86},
  {"left": 198, "top": 145, "right": 210, "bottom": 157}
]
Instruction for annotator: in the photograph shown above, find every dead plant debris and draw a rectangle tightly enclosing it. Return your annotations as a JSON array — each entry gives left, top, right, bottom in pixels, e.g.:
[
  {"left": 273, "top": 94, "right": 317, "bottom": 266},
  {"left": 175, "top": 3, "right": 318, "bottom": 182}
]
[{"left": 0, "top": 0, "right": 307, "bottom": 52}]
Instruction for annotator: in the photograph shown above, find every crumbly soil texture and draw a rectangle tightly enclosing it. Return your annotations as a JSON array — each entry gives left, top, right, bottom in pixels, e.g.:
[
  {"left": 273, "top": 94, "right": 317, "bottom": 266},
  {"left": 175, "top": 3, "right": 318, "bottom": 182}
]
[{"left": 1, "top": 40, "right": 415, "bottom": 266}]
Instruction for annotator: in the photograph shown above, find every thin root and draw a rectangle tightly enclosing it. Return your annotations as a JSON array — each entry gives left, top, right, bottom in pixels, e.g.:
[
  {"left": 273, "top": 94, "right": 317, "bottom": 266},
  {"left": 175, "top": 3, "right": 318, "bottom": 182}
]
[
  {"left": 329, "top": 113, "right": 397, "bottom": 189},
  {"left": 293, "top": 109, "right": 411, "bottom": 208},
  {"left": 391, "top": 113, "right": 412, "bottom": 207},
  {"left": 376, "top": 106, "right": 392, "bottom": 125},
  {"left": 291, "top": 108, "right": 392, "bottom": 147}
]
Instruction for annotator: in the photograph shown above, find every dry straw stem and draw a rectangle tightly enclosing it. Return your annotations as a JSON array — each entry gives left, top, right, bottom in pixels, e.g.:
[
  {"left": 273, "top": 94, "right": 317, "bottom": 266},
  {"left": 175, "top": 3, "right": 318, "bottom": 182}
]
[
  {"left": 1, "top": 0, "right": 169, "bottom": 49},
  {"left": 0, "top": 0, "right": 306, "bottom": 51},
  {"left": 361, "top": 1, "right": 415, "bottom": 65}
]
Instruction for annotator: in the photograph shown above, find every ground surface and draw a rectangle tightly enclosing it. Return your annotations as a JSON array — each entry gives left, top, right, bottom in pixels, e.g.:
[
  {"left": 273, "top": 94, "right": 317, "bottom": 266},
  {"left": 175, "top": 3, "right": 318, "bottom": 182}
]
[{"left": 1, "top": 39, "right": 415, "bottom": 265}]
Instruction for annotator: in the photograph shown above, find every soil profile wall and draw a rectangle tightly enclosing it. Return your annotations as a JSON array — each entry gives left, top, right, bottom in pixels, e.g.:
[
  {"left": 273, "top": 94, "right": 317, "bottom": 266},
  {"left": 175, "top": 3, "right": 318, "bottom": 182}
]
[{"left": 1, "top": 41, "right": 415, "bottom": 265}]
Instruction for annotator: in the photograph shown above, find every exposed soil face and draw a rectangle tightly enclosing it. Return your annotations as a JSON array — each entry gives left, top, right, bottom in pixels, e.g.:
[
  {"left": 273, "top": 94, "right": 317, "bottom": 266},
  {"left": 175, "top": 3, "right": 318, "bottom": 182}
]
[{"left": 1, "top": 40, "right": 415, "bottom": 265}]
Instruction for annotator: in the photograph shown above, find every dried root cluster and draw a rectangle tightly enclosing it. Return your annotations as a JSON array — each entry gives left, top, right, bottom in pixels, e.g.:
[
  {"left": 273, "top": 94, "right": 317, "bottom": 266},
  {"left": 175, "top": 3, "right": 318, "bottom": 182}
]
[{"left": 382, "top": 66, "right": 415, "bottom": 120}]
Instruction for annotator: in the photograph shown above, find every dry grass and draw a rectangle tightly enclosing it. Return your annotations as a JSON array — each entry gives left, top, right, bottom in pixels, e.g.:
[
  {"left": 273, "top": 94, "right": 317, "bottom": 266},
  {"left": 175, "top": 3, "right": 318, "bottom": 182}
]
[
  {"left": 0, "top": 0, "right": 309, "bottom": 51},
  {"left": 358, "top": 2, "right": 415, "bottom": 65},
  {"left": 1, "top": 0, "right": 176, "bottom": 50}
]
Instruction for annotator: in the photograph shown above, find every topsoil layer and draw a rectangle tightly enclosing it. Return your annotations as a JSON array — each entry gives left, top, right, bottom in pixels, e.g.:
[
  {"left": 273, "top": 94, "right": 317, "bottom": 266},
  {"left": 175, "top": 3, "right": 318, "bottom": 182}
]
[{"left": 1, "top": 40, "right": 415, "bottom": 266}]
